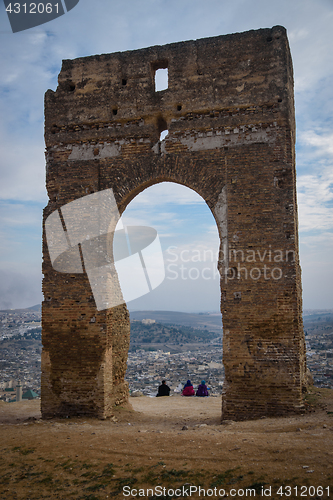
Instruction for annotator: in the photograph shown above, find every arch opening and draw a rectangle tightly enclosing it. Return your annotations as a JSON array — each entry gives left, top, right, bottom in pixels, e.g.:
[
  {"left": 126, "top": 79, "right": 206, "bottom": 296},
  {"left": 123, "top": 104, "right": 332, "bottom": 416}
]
[{"left": 113, "top": 182, "right": 224, "bottom": 399}]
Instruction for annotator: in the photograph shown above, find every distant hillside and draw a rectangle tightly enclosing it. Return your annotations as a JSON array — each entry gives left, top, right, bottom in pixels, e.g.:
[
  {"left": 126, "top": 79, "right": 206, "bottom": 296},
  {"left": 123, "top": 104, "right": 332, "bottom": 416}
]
[
  {"left": 0, "top": 304, "right": 41, "bottom": 313},
  {"left": 303, "top": 311, "right": 333, "bottom": 323},
  {"left": 303, "top": 309, "right": 333, "bottom": 316},
  {"left": 28, "top": 304, "right": 41, "bottom": 312},
  {"left": 130, "top": 321, "right": 218, "bottom": 350},
  {"left": 130, "top": 310, "right": 223, "bottom": 333}
]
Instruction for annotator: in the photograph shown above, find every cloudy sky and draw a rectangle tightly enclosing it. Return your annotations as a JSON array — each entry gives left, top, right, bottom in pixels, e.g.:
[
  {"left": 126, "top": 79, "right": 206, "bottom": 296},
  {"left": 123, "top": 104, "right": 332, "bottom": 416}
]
[{"left": 0, "top": 0, "right": 332, "bottom": 312}]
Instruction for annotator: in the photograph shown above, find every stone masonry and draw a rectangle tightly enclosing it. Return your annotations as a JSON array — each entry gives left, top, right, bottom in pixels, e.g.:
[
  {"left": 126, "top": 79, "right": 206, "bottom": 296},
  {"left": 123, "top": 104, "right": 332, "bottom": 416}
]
[{"left": 42, "top": 26, "right": 307, "bottom": 420}]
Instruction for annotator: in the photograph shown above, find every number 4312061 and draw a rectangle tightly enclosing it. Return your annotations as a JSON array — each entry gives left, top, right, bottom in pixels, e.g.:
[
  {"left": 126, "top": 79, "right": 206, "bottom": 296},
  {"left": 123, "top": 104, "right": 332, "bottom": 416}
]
[
  {"left": 277, "top": 486, "right": 330, "bottom": 497},
  {"left": 6, "top": 3, "right": 59, "bottom": 14}
]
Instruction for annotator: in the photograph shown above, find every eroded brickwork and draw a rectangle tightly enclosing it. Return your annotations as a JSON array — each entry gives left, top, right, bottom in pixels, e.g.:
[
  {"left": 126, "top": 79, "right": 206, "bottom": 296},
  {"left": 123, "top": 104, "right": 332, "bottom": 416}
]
[{"left": 42, "top": 26, "right": 306, "bottom": 420}]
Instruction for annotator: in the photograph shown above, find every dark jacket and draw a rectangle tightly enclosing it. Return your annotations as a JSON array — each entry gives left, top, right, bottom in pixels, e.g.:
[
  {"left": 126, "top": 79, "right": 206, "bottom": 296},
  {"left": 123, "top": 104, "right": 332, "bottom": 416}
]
[{"left": 157, "top": 383, "right": 170, "bottom": 397}]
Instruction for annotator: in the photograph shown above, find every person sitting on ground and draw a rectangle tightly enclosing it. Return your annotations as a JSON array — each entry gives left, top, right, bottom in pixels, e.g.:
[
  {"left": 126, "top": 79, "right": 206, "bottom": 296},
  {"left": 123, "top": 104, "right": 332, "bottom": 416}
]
[
  {"left": 156, "top": 380, "right": 170, "bottom": 397},
  {"left": 196, "top": 380, "right": 209, "bottom": 397},
  {"left": 182, "top": 379, "right": 195, "bottom": 397}
]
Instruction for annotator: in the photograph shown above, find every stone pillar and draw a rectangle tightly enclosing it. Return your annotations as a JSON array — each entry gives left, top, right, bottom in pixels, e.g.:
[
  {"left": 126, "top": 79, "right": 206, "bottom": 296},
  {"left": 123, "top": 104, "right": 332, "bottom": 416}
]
[{"left": 16, "top": 380, "right": 22, "bottom": 402}]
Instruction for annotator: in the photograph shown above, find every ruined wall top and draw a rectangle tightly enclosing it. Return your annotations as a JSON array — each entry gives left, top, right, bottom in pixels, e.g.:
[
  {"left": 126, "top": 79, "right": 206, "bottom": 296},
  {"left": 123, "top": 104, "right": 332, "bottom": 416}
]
[{"left": 45, "top": 26, "right": 294, "bottom": 147}]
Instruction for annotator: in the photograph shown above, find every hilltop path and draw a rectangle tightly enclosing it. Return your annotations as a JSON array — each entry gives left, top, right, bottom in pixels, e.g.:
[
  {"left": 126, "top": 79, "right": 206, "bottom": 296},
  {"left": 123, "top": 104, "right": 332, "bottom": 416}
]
[{"left": 0, "top": 389, "right": 332, "bottom": 499}]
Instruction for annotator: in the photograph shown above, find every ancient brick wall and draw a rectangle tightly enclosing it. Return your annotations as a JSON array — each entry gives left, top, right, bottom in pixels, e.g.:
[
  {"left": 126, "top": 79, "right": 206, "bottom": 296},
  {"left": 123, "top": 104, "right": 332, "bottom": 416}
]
[{"left": 42, "top": 26, "right": 306, "bottom": 420}]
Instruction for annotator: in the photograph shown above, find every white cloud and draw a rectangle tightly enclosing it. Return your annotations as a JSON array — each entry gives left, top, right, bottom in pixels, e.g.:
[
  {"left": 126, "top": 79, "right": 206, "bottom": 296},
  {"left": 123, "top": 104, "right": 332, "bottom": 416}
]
[
  {"left": 126, "top": 182, "right": 206, "bottom": 207},
  {"left": 299, "top": 231, "right": 333, "bottom": 309},
  {"left": 0, "top": 201, "right": 43, "bottom": 227},
  {"left": 0, "top": 268, "right": 42, "bottom": 310},
  {"left": 300, "top": 231, "right": 333, "bottom": 251},
  {"left": 300, "top": 130, "right": 333, "bottom": 157},
  {"left": 0, "top": 131, "right": 47, "bottom": 201},
  {"left": 297, "top": 168, "right": 333, "bottom": 232}
]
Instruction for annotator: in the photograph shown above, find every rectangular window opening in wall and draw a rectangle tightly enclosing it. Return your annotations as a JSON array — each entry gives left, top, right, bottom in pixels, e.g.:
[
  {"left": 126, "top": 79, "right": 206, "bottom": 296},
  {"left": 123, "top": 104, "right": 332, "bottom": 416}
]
[{"left": 155, "top": 67, "right": 168, "bottom": 92}]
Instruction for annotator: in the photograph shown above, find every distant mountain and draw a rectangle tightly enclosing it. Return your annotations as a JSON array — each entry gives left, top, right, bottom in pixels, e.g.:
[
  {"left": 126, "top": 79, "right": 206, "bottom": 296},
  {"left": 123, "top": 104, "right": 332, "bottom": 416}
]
[
  {"left": 303, "top": 309, "right": 333, "bottom": 315},
  {"left": 0, "top": 304, "right": 41, "bottom": 313},
  {"left": 130, "top": 310, "right": 223, "bottom": 333},
  {"left": 303, "top": 310, "right": 333, "bottom": 320},
  {"left": 28, "top": 304, "right": 41, "bottom": 312},
  {"left": 131, "top": 321, "right": 217, "bottom": 341}
]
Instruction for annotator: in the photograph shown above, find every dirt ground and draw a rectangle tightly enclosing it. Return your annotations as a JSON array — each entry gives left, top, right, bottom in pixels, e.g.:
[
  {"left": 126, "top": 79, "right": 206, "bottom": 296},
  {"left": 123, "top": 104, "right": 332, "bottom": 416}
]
[{"left": 0, "top": 388, "right": 332, "bottom": 500}]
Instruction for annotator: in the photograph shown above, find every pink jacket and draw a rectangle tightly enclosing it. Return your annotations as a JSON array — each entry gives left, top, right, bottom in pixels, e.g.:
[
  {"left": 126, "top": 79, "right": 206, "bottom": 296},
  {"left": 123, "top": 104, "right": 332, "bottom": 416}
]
[{"left": 182, "top": 386, "right": 195, "bottom": 396}]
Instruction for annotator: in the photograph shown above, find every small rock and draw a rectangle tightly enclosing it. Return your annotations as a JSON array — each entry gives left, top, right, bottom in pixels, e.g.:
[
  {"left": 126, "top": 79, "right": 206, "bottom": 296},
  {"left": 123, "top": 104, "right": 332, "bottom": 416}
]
[
  {"left": 323, "top": 424, "right": 327, "bottom": 428},
  {"left": 131, "top": 391, "right": 143, "bottom": 397},
  {"left": 182, "top": 425, "right": 188, "bottom": 431},
  {"left": 302, "top": 465, "right": 309, "bottom": 468},
  {"left": 199, "top": 424, "right": 208, "bottom": 427},
  {"left": 307, "top": 470, "right": 314, "bottom": 473},
  {"left": 296, "top": 428, "right": 302, "bottom": 432}
]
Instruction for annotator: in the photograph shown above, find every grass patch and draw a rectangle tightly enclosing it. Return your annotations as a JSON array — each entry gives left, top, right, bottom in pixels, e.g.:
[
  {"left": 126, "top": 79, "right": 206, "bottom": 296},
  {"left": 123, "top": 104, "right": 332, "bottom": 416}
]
[
  {"left": 79, "top": 495, "right": 101, "bottom": 500},
  {"left": 85, "top": 483, "right": 106, "bottom": 492},
  {"left": 161, "top": 468, "right": 189, "bottom": 482},
  {"left": 116, "top": 476, "right": 137, "bottom": 488},
  {"left": 57, "top": 458, "right": 75, "bottom": 470},
  {"left": 132, "top": 466, "right": 144, "bottom": 474},
  {"left": 210, "top": 467, "right": 242, "bottom": 487},
  {"left": 81, "top": 462, "right": 94, "bottom": 469},
  {"left": 304, "top": 392, "right": 318, "bottom": 405},
  {"left": 39, "top": 474, "right": 53, "bottom": 485},
  {"left": 248, "top": 481, "right": 267, "bottom": 494},
  {"left": 303, "top": 387, "right": 327, "bottom": 411},
  {"left": 101, "top": 463, "right": 115, "bottom": 477},
  {"left": 81, "top": 471, "right": 100, "bottom": 479},
  {"left": 12, "top": 446, "right": 35, "bottom": 455}
]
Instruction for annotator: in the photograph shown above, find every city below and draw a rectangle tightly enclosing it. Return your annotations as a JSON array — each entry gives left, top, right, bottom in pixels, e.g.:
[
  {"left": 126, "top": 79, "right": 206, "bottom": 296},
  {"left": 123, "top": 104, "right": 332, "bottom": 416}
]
[{"left": 0, "top": 306, "right": 332, "bottom": 402}]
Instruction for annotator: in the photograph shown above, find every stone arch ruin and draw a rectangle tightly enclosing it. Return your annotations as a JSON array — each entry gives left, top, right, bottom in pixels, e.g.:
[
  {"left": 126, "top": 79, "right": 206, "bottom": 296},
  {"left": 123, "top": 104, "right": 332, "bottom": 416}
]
[{"left": 42, "top": 26, "right": 307, "bottom": 420}]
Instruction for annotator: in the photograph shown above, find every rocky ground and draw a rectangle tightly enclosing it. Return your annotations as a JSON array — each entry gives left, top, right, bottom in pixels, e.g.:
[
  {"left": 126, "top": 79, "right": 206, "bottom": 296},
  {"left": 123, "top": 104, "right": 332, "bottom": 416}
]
[{"left": 0, "top": 387, "right": 332, "bottom": 500}]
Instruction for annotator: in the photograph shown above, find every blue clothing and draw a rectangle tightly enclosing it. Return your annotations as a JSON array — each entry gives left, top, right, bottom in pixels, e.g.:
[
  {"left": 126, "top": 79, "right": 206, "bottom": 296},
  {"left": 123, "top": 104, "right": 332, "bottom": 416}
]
[{"left": 183, "top": 380, "right": 192, "bottom": 389}]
